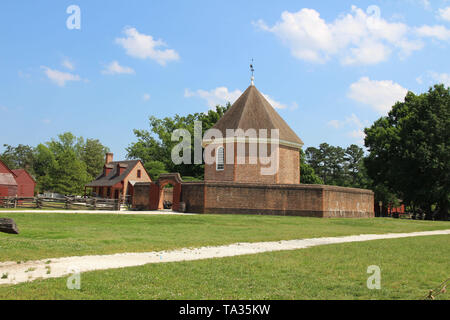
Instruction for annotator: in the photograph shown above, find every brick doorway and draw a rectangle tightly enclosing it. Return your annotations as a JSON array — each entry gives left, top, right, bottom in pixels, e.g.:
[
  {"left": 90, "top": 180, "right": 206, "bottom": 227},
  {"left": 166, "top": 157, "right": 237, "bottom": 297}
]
[{"left": 151, "top": 173, "right": 182, "bottom": 211}]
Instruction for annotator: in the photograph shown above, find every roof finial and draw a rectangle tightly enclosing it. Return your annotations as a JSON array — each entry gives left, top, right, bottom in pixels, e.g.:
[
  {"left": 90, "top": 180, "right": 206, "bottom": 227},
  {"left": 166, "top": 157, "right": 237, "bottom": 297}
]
[{"left": 250, "top": 59, "right": 255, "bottom": 86}]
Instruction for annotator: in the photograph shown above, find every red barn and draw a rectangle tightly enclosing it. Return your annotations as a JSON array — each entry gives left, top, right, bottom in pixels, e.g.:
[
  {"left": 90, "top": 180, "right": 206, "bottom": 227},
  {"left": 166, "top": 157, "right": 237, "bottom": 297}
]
[
  {"left": 12, "top": 169, "right": 36, "bottom": 197},
  {"left": 0, "top": 160, "right": 18, "bottom": 197}
]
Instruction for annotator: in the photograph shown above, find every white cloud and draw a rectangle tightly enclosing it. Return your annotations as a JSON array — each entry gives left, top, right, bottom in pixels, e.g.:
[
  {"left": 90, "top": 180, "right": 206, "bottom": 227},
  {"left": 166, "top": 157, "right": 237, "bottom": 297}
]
[
  {"left": 116, "top": 27, "right": 179, "bottom": 66},
  {"left": 327, "top": 119, "right": 342, "bottom": 129},
  {"left": 416, "top": 25, "right": 450, "bottom": 40},
  {"left": 429, "top": 71, "right": 450, "bottom": 86},
  {"left": 438, "top": 7, "right": 450, "bottom": 21},
  {"left": 327, "top": 114, "right": 365, "bottom": 129},
  {"left": 328, "top": 114, "right": 367, "bottom": 145},
  {"left": 255, "top": 5, "right": 423, "bottom": 65},
  {"left": 420, "top": 0, "right": 431, "bottom": 10},
  {"left": 102, "top": 61, "right": 135, "bottom": 75},
  {"left": 41, "top": 66, "right": 81, "bottom": 87},
  {"left": 185, "top": 87, "right": 242, "bottom": 109},
  {"left": 185, "top": 87, "right": 291, "bottom": 110},
  {"left": 62, "top": 59, "right": 75, "bottom": 70},
  {"left": 348, "top": 77, "right": 408, "bottom": 114},
  {"left": 142, "top": 93, "right": 151, "bottom": 101}
]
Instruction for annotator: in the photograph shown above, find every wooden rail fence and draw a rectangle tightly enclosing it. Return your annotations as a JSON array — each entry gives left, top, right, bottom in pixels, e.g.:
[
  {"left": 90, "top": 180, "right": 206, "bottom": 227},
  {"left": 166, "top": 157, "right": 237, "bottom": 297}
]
[{"left": 0, "top": 196, "right": 130, "bottom": 211}]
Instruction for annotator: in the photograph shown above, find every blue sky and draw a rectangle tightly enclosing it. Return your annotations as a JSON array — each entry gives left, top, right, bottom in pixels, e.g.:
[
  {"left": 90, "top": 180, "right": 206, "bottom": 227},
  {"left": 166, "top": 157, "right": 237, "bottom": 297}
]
[{"left": 1, "top": 0, "right": 449, "bottom": 159}]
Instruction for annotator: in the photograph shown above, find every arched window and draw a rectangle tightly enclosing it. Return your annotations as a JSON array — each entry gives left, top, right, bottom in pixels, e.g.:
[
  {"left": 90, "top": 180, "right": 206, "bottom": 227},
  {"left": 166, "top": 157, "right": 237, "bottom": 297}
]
[{"left": 216, "top": 146, "right": 225, "bottom": 171}]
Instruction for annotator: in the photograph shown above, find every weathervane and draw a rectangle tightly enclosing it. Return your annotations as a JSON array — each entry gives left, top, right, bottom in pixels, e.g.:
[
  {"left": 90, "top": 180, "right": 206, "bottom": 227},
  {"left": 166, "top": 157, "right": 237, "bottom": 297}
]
[{"left": 250, "top": 59, "right": 255, "bottom": 86}]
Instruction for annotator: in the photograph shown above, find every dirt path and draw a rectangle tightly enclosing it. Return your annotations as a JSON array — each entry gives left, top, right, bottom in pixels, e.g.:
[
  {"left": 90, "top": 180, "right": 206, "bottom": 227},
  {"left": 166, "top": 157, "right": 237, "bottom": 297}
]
[{"left": 1, "top": 229, "right": 449, "bottom": 286}]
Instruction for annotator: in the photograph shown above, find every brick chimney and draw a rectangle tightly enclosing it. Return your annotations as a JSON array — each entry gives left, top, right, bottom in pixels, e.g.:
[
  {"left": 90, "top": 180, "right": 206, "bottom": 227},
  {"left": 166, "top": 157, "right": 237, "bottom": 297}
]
[{"left": 105, "top": 153, "right": 114, "bottom": 164}]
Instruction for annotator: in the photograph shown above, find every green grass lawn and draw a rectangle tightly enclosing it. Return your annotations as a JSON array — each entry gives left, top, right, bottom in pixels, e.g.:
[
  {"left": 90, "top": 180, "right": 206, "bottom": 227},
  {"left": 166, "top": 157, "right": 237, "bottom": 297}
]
[
  {"left": 2, "top": 235, "right": 448, "bottom": 300},
  {"left": 0, "top": 212, "right": 449, "bottom": 262}
]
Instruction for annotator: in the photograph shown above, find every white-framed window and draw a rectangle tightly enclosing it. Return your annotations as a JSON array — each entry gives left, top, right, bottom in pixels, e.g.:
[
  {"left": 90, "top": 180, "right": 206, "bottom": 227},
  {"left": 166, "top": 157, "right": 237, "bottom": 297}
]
[{"left": 216, "top": 146, "right": 225, "bottom": 171}]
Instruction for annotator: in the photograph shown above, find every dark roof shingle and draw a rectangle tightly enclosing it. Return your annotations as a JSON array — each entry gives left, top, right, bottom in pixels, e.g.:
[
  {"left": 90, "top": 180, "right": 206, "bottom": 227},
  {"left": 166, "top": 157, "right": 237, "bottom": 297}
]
[
  {"left": 210, "top": 85, "right": 304, "bottom": 146},
  {"left": 85, "top": 160, "right": 140, "bottom": 187}
]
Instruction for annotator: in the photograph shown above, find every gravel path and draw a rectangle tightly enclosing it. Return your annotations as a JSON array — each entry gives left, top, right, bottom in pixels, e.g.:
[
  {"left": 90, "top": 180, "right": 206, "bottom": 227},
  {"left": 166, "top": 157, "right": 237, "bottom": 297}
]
[{"left": 1, "top": 229, "right": 449, "bottom": 286}]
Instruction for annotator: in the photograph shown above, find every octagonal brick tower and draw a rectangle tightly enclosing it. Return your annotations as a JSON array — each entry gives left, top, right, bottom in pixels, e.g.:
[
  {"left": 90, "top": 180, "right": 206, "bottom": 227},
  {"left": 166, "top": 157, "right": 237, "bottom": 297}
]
[{"left": 203, "top": 84, "right": 304, "bottom": 184}]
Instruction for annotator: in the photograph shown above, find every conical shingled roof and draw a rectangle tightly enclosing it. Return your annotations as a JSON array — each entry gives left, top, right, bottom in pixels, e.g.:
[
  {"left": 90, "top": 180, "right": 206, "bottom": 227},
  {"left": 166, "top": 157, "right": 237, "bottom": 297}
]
[{"left": 211, "top": 85, "right": 304, "bottom": 147}]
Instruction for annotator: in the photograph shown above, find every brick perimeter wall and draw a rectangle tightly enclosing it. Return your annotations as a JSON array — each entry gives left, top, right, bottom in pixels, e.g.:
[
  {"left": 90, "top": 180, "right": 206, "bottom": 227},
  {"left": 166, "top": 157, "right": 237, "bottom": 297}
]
[
  {"left": 181, "top": 183, "right": 206, "bottom": 213},
  {"left": 133, "top": 182, "right": 152, "bottom": 210},
  {"left": 322, "top": 187, "right": 375, "bottom": 218},
  {"left": 182, "top": 182, "right": 374, "bottom": 218}
]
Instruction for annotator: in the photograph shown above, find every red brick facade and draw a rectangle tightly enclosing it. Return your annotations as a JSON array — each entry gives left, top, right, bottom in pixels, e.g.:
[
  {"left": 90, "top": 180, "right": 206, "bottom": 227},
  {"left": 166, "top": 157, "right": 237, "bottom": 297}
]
[
  {"left": 0, "top": 160, "right": 34, "bottom": 198},
  {"left": 180, "top": 182, "right": 374, "bottom": 218},
  {"left": 205, "top": 143, "right": 300, "bottom": 184}
]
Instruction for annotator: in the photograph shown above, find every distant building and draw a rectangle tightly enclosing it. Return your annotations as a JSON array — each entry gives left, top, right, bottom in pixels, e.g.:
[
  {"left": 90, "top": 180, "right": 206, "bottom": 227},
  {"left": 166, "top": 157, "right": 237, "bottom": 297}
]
[
  {"left": 0, "top": 160, "right": 18, "bottom": 197},
  {"left": 12, "top": 169, "right": 36, "bottom": 197},
  {"left": 85, "top": 153, "right": 152, "bottom": 203},
  {"left": 203, "top": 85, "right": 304, "bottom": 184},
  {"left": 0, "top": 160, "right": 35, "bottom": 198}
]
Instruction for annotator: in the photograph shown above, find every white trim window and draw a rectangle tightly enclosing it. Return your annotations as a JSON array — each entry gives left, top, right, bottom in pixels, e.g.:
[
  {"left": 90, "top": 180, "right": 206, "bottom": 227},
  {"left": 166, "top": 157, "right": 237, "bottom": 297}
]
[{"left": 216, "top": 146, "right": 225, "bottom": 171}]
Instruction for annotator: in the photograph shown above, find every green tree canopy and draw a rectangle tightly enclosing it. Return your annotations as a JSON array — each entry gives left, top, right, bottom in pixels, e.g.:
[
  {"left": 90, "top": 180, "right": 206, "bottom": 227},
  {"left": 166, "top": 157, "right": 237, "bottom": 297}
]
[
  {"left": 364, "top": 84, "right": 449, "bottom": 220},
  {"left": 1, "top": 132, "right": 110, "bottom": 195},
  {"left": 305, "top": 143, "right": 367, "bottom": 187},
  {"left": 127, "top": 104, "right": 230, "bottom": 180},
  {"left": 300, "top": 149, "right": 323, "bottom": 184},
  {"left": 0, "top": 144, "right": 35, "bottom": 174}
]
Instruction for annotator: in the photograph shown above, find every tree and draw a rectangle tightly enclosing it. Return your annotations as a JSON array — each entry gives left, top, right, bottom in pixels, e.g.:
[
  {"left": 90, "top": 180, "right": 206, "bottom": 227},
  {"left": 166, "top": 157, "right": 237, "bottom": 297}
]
[
  {"left": 364, "top": 84, "right": 449, "bottom": 220},
  {"left": 127, "top": 104, "right": 230, "bottom": 180},
  {"left": 304, "top": 143, "right": 369, "bottom": 188},
  {"left": 0, "top": 144, "right": 35, "bottom": 173},
  {"left": 305, "top": 143, "right": 348, "bottom": 186},
  {"left": 45, "top": 132, "right": 90, "bottom": 195},
  {"left": 33, "top": 144, "right": 57, "bottom": 193},
  {"left": 78, "top": 138, "right": 110, "bottom": 179},
  {"left": 300, "top": 149, "right": 323, "bottom": 184},
  {"left": 345, "top": 144, "right": 366, "bottom": 187}
]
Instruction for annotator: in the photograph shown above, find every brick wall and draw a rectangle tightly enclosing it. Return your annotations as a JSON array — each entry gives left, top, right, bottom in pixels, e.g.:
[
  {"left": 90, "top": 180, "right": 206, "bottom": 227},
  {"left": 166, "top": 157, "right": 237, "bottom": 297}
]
[
  {"left": 278, "top": 145, "right": 300, "bottom": 184},
  {"left": 181, "top": 182, "right": 374, "bottom": 218},
  {"left": 181, "top": 182, "right": 206, "bottom": 213},
  {"left": 133, "top": 182, "right": 152, "bottom": 210},
  {"left": 205, "top": 143, "right": 301, "bottom": 185},
  {"left": 163, "top": 188, "right": 174, "bottom": 202},
  {"left": 134, "top": 180, "right": 375, "bottom": 218},
  {"left": 322, "top": 186, "right": 375, "bottom": 218}
]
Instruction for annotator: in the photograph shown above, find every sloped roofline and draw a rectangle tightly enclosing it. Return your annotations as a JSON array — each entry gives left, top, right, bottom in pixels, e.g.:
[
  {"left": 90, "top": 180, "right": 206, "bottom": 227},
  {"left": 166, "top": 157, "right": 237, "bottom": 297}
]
[
  {"left": 206, "top": 85, "right": 304, "bottom": 148},
  {"left": 0, "top": 159, "right": 18, "bottom": 178},
  {"left": 12, "top": 169, "right": 36, "bottom": 183},
  {"left": 86, "top": 159, "right": 149, "bottom": 187}
]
